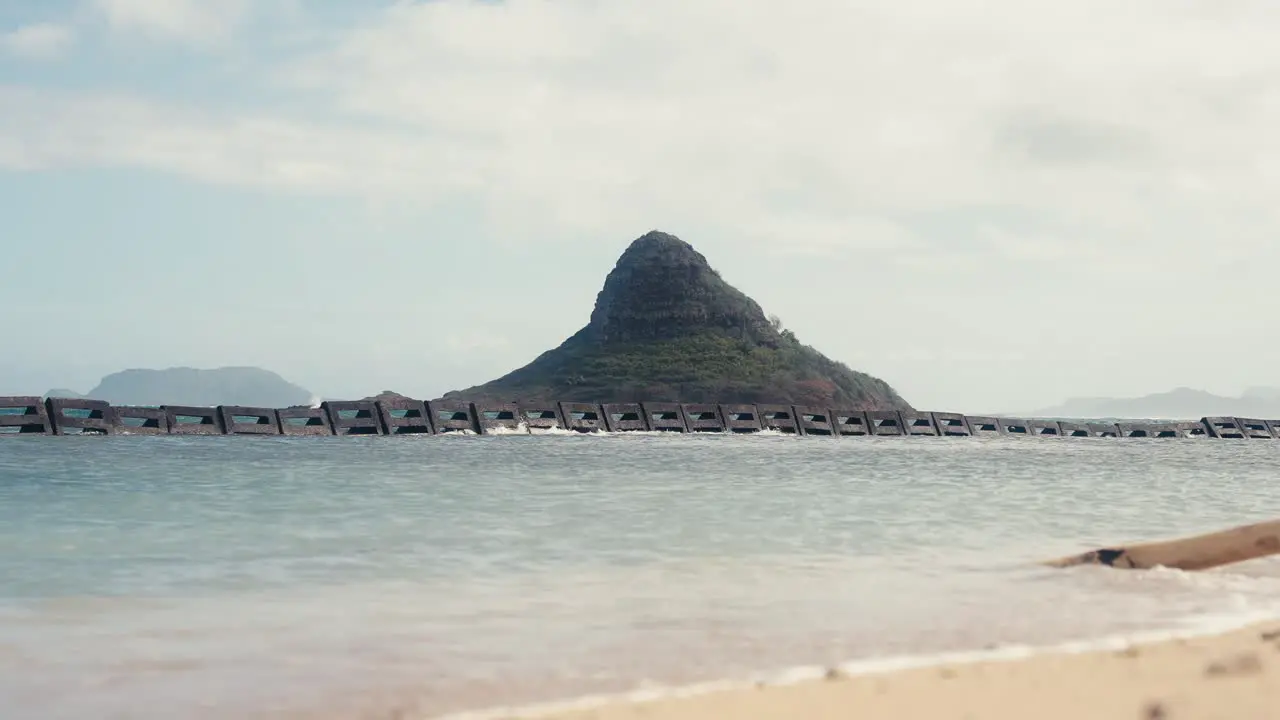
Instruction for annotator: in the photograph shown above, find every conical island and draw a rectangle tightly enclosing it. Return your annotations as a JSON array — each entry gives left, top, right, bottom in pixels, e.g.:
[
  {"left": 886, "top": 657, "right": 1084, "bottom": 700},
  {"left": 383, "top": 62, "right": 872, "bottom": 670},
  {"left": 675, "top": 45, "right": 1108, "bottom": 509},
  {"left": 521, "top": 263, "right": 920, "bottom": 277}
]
[{"left": 443, "top": 231, "right": 911, "bottom": 409}]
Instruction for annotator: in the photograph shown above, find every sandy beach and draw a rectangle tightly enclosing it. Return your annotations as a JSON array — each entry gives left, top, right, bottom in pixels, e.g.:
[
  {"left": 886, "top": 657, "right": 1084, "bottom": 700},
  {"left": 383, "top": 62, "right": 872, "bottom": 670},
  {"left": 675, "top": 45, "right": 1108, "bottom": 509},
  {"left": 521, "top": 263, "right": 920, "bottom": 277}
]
[{"left": 524, "top": 620, "right": 1280, "bottom": 720}]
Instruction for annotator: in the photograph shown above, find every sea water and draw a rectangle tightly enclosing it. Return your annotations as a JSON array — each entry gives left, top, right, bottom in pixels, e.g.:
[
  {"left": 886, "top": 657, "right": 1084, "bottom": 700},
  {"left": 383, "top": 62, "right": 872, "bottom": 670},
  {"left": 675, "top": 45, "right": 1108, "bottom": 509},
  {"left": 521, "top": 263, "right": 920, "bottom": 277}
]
[{"left": 1, "top": 433, "right": 1279, "bottom": 719}]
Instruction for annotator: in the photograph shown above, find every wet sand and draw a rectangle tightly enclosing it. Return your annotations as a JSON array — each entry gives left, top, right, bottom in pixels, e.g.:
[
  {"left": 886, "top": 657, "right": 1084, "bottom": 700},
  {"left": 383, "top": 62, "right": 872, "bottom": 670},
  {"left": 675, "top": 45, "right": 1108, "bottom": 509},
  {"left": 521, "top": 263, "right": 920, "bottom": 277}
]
[{"left": 523, "top": 620, "right": 1280, "bottom": 720}]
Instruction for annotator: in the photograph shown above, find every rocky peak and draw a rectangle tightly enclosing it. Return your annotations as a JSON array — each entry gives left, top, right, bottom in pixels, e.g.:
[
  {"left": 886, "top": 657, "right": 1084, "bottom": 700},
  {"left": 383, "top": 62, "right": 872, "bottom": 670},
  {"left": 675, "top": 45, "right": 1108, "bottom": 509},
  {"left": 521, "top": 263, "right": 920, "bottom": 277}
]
[{"left": 585, "top": 230, "right": 779, "bottom": 345}]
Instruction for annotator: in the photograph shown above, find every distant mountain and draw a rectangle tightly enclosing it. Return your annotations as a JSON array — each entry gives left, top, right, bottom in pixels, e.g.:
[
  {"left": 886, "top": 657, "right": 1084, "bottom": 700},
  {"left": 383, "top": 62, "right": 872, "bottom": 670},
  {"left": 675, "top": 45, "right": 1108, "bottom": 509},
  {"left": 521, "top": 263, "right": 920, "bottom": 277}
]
[
  {"left": 43, "top": 388, "right": 86, "bottom": 400},
  {"left": 442, "top": 230, "right": 911, "bottom": 409},
  {"left": 1025, "top": 386, "right": 1280, "bottom": 420},
  {"left": 50, "top": 367, "right": 316, "bottom": 408}
]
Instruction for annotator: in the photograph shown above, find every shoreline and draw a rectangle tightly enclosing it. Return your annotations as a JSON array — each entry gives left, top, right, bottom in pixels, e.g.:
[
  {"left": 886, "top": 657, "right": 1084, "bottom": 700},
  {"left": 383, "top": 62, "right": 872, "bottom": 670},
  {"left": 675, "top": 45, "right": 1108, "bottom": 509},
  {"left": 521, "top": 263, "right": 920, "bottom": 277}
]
[{"left": 436, "top": 612, "right": 1280, "bottom": 720}]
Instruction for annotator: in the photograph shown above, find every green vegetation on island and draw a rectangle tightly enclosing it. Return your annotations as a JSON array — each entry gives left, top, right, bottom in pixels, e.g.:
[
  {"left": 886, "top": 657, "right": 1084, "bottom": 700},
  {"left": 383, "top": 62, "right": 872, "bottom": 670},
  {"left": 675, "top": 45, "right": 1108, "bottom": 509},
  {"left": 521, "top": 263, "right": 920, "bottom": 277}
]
[{"left": 443, "top": 231, "right": 911, "bottom": 409}]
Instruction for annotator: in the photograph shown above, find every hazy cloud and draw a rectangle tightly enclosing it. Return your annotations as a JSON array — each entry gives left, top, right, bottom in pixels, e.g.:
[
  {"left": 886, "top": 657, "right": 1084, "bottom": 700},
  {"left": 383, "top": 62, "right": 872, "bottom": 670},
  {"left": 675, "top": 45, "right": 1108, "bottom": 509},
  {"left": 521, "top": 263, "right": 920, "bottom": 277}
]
[
  {"left": 3, "top": 0, "right": 1278, "bottom": 252},
  {"left": 1, "top": 23, "right": 75, "bottom": 60},
  {"left": 89, "top": 0, "right": 251, "bottom": 44}
]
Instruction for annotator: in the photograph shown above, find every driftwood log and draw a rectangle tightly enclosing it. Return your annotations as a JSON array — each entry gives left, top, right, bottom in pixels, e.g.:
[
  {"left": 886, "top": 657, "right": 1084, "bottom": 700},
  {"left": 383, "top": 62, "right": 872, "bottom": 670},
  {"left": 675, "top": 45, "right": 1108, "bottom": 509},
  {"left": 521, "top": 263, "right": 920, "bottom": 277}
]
[{"left": 1044, "top": 518, "right": 1280, "bottom": 571}]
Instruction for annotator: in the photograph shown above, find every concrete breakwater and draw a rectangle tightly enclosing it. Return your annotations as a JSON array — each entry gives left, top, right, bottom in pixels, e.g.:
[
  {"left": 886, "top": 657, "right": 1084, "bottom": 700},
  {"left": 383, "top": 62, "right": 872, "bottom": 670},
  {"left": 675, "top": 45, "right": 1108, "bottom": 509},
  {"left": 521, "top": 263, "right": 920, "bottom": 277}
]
[{"left": 2, "top": 395, "right": 1279, "bottom": 439}]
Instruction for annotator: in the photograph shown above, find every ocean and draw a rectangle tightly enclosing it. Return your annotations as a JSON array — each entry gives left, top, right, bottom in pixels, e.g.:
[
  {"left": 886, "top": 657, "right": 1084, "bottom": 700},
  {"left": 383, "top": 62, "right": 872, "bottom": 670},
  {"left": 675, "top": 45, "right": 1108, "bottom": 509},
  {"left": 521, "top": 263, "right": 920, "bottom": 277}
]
[{"left": 2, "top": 432, "right": 1279, "bottom": 719}]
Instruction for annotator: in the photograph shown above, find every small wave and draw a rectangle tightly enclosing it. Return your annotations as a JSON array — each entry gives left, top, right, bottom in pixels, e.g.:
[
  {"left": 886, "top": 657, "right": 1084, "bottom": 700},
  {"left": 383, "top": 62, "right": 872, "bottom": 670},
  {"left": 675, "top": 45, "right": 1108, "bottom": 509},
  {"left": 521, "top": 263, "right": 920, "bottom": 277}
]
[{"left": 430, "top": 607, "right": 1280, "bottom": 720}]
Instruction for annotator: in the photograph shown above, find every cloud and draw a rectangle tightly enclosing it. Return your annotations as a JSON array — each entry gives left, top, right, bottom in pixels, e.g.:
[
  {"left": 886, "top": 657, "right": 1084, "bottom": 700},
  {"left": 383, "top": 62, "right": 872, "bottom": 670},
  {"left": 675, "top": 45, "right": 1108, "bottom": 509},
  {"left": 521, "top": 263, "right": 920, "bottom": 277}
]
[
  {"left": 4, "top": 0, "right": 1280, "bottom": 258},
  {"left": 88, "top": 0, "right": 250, "bottom": 44},
  {"left": 1, "top": 23, "right": 75, "bottom": 60}
]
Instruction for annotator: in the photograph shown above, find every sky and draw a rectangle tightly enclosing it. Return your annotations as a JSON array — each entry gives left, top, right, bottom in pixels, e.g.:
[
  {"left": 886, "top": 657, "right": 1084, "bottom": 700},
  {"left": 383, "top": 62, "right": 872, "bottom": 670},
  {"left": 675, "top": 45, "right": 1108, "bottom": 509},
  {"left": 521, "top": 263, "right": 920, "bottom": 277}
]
[{"left": 2, "top": 0, "right": 1279, "bottom": 413}]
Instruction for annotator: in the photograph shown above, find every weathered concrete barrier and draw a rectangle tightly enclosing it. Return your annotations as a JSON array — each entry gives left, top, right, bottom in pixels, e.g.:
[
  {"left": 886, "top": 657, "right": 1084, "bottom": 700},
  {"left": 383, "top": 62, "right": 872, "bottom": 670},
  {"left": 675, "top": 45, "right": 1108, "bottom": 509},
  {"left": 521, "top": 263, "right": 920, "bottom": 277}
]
[
  {"left": 1087, "top": 422, "right": 1121, "bottom": 438},
  {"left": 866, "top": 410, "right": 904, "bottom": 436},
  {"left": 642, "top": 402, "right": 688, "bottom": 432},
  {"left": 378, "top": 398, "right": 434, "bottom": 435},
  {"left": 0, "top": 396, "right": 51, "bottom": 434},
  {"left": 931, "top": 412, "right": 971, "bottom": 436},
  {"left": 900, "top": 411, "right": 937, "bottom": 436},
  {"left": 684, "top": 404, "right": 725, "bottom": 433},
  {"left": 831, "top": 409, "right": 871, "bottom": 436},
  {"left": 322, "top": 401, "right": 383, "bottom": 435},
  {"left": 965, "top": 416, "right": 1000, "bottom": 435},
  {"left": 602, "top": 403, "right": 647, "bottom": 432},
  {"left": 1145, "top": 423, "right": 1184, "bottom": 439},
  {"left": 8, "top": 394, "right": 1271, "bottom": 444},
  {"left": 473, "top": 403, "right": 525, "bottom": 434},
  {"left": 1057, "top": 421, "right": 1090, "bottom": 437},
  {"left": 277, "top": 407, "right": 332, "bottom": 436},
  {"left": 47, "top": 397, "right": 115, "bottom": 435},
  {"left": 757, "top": 404, "right": 799, "bottom": 434},
  {"left": 1118, "top": 422, "right": 1178, "bottom": 439},
  {"left": 114, "top": 406, "right": 168, "bottom": 435},
  {"left": 163, "top": 406, "right": 224, "bottom": 436},
  {"left": 718, "top": 404, "right": 760, "bottom": 433},
  {"left": 1178, "top": 422, "right": 1210, "bottom": 438},
  {"left": 427, "top": 401, "right": 479, "bottom": 434},
  {"left": 1027, "top": 420, "right": 1061, "bottom": 437},
  {"left": 218, "top": 406, "right": 281, "bottom": 436},
  {"left": 998, "top": 418, "right": 1030, "bottom": 435},
  {"left": 519, "top": 403, "right": 564, "bottom": 432},
  {"left": 794, "top": 406, "right": 835, "bottom": 436},
  {"left": 559, "top": 402, "right": 605, "bottom": 433},
  {"left": 1236, "top": 418, "right": 1275, "bottom": 440},
  {"left": 1204, "top": 417, "right": 1248, "bottom": 439}
]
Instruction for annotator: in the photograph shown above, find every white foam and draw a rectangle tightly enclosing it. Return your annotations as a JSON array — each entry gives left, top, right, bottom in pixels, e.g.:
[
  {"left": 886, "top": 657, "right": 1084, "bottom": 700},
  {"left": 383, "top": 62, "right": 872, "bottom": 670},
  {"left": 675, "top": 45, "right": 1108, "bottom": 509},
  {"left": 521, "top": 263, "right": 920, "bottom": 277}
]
[
  {"left": 480, "top": 423, "right": 531, "bottom": 435},
  {"left": 428, "top": 607, "right": 1280, "bottom": 720}
]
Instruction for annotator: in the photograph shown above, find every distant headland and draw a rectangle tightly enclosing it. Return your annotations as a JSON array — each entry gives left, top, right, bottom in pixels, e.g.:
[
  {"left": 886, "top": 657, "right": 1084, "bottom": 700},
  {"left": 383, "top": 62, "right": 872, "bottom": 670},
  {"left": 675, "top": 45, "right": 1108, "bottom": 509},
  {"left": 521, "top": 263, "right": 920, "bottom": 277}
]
[{"left": 45, "top": 367, "right": 315, "bottom": 409}]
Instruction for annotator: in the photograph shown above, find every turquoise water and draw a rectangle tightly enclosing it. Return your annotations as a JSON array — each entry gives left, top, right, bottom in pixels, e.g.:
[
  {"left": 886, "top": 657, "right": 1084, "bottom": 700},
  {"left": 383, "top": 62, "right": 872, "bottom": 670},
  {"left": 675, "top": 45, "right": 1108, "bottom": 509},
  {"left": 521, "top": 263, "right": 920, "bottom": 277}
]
[{"left": 2, "top": 433, "right": 1280, "bottom": 719}]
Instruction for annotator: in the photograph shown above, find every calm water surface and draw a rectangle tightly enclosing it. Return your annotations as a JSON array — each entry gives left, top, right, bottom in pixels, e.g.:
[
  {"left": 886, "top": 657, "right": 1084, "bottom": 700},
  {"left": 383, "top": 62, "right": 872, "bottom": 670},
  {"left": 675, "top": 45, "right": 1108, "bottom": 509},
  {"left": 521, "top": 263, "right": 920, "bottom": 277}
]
[{"left": 2, "top": 433, "right": 1279, "bottom": 719}]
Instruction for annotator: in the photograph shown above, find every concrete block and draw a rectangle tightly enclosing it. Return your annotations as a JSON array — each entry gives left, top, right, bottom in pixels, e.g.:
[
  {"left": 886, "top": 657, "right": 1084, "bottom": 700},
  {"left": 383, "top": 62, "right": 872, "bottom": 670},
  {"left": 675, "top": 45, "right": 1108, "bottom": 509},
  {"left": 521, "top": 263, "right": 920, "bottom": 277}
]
[
  {"left": 1235, "top": 418, "right": 1276, "bottom": 439},
  {"left": 640, "top": 403, "right": 688, "bottom": 433},
  {"left": 1202, "top": 417, "right": 1246, "bottom": 439},
  {"left": 378, "top": 398, "right": 434, "bottom": 435},
  {"left": 559, "top": 402, "right": 605, "bottom": 433},
  {"left": 683, "top": 404, "right": 726, "bottom": 432},
  {"left": 322, "top": 401, "right": 384, "bottom": 435},
  {"left": 473, "top": 403, "right": 526, "bottom": 434},
  {"left": 831, "top": 410, "right": 871, "bottom": 436},
  {"left": 518, "top": 404, "right": 565, "bottom": 432},
  {"left": 794, "top": 406, "right": 836, "bottom": 436},
  {"left": 112, "top": 406, "right": 168, "bottom": 435},
  {"left": 277, "top": 407, "right": 332, "bottom": 435},
  {"left": 162, "top": 406, "right": 224, "bottom": 435},
  {"left": 277, "top": 407, "right": 333, "bottom": 436},
  {"left": 900, "top": 412, "right": 938, "bottom": 436},
  {"left": 997, "top": 418, "right": 1031, "bottom": 435},
  {"left": 603, "top": 403, "right": 648, "bottom": 432},
  {"left": 1132, "top": 423, "right": 1182, "bottom": 438},
  {"left": 866, "top": 410, "right": 905, "bottom": 436},
  {"left": 1150, "top": 424, "right": 1186, "bottom": 439},
  {"left": 718, "top": 404, "right": 760, "bottom": 433},
  {"left": 757, "top": 404, "right": 800, "bottom": 434},
  {"left": 217, "top": 406, "right": 281, "bottom": 435},
  {"left": 0, "top": 396, "right": 51, "bottom": 435},
  {"left": 1027, "top": 420, "right": 1061, "bottom": 436},
  {"left": 965, "top": 416, "right": 1001, "bottom": 435},
  {"left": 46, "top": 397, "right": 115, "bottom": 435},
  {"left": 1057, "top": 421, "right": 1090, "bottom": 437},
  {"left": 1268, "top": 420, "right": 1280, "bottom": 439},
  {"left": 1086, "top": 423, "right": 1120, "bottom": 438},
  {"left": 427, "top": 401, "right": 478, "bottom": 434},
  {"left": 1177, "top": 421, "right": 1210, "bottom": 438},
  {"left": 931, "top": 412, "right": 971, "bottom": 436}
]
